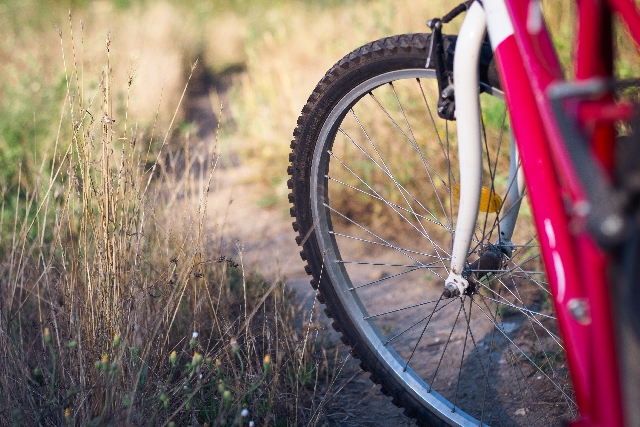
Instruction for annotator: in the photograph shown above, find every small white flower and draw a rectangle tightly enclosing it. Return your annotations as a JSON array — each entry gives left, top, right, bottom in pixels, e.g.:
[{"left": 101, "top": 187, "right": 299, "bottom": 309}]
[
  {"left": 192, "top": 332, "right": 199, "bottom": 339},
  {"left": 241, "top": 408, "right": 249, "bottom": 417},
  {"left": 183, "top": 385, "right": 188, "bottom": 390},
  {"left": 199, "top": 374, "right": 203, "bottom": 379},
  {"left": 249, "top": 421, "right": 255, "bottom": 427}
]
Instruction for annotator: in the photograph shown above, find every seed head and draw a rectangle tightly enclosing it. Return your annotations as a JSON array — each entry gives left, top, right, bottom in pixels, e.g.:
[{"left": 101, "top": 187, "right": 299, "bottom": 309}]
[
  {"left": 113, "top": 334, "right": 121, "bottom": 347},
  {"left": 160, "top": 394, "right": 169, "bottom": 409},
  {"left": 193, "top": 352, "right": 203, "bottom": 366},
  {"left": 34, "top": 366, "right": 42, "bottom": 379},
  {"left": 230, "top": 338, "right": 239, "bottom": 351},
  {"left": 102, "top": 113, "right": 115, "bottom": 124},
  {"left": 44, "top": 327, "right": 52, "bottom": 345},
  {"left": 170, "top": 350, "right": 177, "bottom": 367}
]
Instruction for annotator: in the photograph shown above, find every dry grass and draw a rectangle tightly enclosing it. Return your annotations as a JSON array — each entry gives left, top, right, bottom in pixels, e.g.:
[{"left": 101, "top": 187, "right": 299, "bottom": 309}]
[
  {"left": 230, "top": 0, "right": 462, "bottom": 193},
  {"left": 3, "top": 0, "right": 637, "bottom": 208},
  {"left": 0, "top": 17, "right": 340, "bottom": 426}
]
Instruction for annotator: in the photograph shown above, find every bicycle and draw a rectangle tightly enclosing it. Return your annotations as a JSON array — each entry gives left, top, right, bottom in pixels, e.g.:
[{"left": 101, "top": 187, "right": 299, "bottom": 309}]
[{"left": 287, "top": 0, "right": 640, "bottom": 425}]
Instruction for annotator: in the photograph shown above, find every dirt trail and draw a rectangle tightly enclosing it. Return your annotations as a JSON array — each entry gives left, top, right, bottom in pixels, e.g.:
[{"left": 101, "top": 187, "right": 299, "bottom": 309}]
[{"left": 185, "top": 87, "right": 414, "bottom": 426}]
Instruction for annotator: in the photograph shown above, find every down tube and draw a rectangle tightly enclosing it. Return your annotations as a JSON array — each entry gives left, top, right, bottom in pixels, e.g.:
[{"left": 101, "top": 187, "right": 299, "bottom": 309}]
[
  {"left": 493, "top": 0, "right": 625, "bottom": 425},
  {"left": 483, "top": 4, "right": 592, "bottom": 423}
]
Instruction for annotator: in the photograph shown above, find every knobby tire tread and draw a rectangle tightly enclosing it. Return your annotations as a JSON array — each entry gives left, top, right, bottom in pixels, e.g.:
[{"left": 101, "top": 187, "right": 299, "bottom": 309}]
[{"left": 288, "top": 33, "right": 500, "bottom": 426}]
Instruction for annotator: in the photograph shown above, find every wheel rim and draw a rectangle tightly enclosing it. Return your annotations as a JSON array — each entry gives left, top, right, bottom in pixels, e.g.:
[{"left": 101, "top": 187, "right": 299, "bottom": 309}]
[{"left": 311, "top": 69, "right": 575, "bottom": 426}]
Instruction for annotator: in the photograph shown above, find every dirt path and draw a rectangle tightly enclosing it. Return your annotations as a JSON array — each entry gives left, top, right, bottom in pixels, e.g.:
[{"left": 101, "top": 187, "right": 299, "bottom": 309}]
[
  {"left": 185, "top": 87, "right": 414, "bottom": 426},
  {"left": 203, "top": 163, "right": 415, "bottom": 427}
]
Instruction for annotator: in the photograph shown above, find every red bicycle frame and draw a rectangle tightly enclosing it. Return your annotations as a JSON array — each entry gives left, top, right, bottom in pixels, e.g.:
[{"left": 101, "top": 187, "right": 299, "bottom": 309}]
[{"left": 486, "top": 0, "right": 640, "bottom": 426}]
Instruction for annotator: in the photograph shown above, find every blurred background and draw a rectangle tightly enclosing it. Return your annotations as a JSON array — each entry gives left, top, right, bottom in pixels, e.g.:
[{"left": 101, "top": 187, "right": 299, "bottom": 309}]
[{"left": 1, "top": 0, "right": 607, "bottom": 216}]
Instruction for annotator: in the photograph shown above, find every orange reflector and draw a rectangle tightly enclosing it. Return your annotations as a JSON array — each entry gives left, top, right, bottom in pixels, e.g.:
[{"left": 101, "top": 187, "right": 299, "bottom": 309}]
[{"left": 452, "top": 184, "right": 503, "bottom": 213}]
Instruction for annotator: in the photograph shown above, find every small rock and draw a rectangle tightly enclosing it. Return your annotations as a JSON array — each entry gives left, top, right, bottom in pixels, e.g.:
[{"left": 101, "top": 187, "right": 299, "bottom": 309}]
[
  {"left": 514, "top": 408, "right": 527, "bottom": 416},
  {"left": 501, "top": 322, "right": 519, "bottom": 334}
]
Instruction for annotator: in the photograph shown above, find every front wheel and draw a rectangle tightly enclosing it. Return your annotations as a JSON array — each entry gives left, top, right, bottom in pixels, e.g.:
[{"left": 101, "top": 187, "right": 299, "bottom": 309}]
[{"left": 288, "top": 33, "right": 575, "bottom": 426}]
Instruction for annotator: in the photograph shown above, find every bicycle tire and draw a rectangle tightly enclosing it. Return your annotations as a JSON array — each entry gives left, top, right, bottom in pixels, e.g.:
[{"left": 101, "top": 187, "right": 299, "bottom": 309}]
[{"left": 288, "top": 33, "right": 574, "bottom": 426}]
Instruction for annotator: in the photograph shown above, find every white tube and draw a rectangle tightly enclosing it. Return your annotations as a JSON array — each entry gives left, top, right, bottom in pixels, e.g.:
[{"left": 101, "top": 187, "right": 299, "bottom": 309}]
[
  {"left": 497, "top": 133, "right": 525, "bottom": 252},
  {"left": 447, "top": 1, "right": 487, "bottom": 292}
]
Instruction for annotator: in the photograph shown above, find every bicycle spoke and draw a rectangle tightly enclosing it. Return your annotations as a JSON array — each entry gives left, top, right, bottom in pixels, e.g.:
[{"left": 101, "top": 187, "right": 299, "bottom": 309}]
[
  {"left": 477, "top": 295, "right": 554, "bottom": 416},
  {"left": 326, "top": 175, "right": 454, "bottom": 231},
  {"left": 403, "top": 294, "right": 444, "bottom": 371},
  {"left": 364, "top": 297, "right": 442, "bottom": 319},
  {"left": 367, "top": 91, "right": 451, "bottom": 190},
  {"left": 331, "top": 231, "right": 452, "bottom": 260},
  {"left": 472, "top": 298, "right": 576, "bottom": 405},
  {"left": 476, "top": 290, "right": 563, "bottom": 349},
  {"left": 324, "top": 202, "right": 449, "bottom": 279},
  {"left": 453, "top": 297, "right": 472, "bottom": 412},
  {"left": 347, "top": 107, "right": 440, "bottom": 239},
  {"left": 428, "top": 302, "right": 463, "bottom": 392},
  {"left": 388, "top": 82, "right": 452, "bottom": 228},
  {"left": 351, "top": 267, "right": 424, "bottom": 291},
  {"left": 384, "top": 298, "right": 458, "bottom": 346},
  {"left": 508, "top": 280, "right": 575, "bottom": 414},
  {"left": 327, "top": 148, "right": 452, "bottom": 262}
]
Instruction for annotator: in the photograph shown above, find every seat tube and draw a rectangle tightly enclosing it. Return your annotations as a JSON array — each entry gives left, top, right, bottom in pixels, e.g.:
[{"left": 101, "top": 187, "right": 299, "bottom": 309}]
[{"left": 445, "top": 1, "right": 486, "bottom": 295}]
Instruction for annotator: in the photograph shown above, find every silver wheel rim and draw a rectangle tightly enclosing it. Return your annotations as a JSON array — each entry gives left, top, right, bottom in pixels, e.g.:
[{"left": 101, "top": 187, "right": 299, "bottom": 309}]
[{"left": 310, "top": 69, "right": 574, "bottom": 426}]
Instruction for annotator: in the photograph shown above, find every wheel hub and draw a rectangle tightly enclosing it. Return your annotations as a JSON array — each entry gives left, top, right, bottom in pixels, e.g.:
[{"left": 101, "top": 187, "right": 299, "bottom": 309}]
[{"left": 442, "top": 243, "right": 506, "bottom": 298}]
